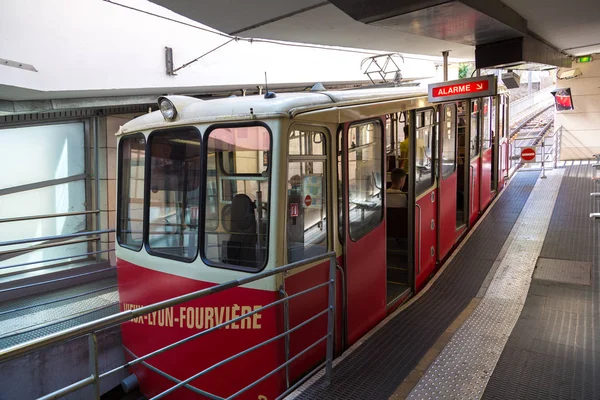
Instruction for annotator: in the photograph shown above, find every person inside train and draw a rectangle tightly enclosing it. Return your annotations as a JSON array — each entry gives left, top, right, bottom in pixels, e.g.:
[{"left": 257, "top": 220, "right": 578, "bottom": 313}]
[
  {"left": 399, "top": 125, "right": 428, "bottom": 169},
  {"left": 386, "top": 168, "right": 407, "bottom": 208}
]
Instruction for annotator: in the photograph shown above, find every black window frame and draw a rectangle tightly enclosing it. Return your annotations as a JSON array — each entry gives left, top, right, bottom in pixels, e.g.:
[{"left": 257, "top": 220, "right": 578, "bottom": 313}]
[
  {"left": 143, "top": 126, "right": 202, "bottom": 263},
  {"left": 116, "top": 133, "right": 147, "bottom": 252},
  {"left": 200, "top": 121, "right": 273, "bottom": 273}
]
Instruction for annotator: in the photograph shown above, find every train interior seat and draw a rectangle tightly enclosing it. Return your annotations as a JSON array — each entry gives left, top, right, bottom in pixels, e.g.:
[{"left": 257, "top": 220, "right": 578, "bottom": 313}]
[{"left": 223, "top": 194, "right": 259, "bottom": 267}]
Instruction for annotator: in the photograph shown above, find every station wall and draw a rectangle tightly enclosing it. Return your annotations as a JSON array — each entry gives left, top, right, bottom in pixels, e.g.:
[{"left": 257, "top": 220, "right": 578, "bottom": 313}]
[{"left": 555, "top": 54, "right": 600, "bottom": 160}]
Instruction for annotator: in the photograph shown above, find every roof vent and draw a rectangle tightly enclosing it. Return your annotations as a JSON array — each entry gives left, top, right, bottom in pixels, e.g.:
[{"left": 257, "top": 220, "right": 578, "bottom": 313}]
[{"left": 311, "top": 82, "right": 327, "bottom": 91}]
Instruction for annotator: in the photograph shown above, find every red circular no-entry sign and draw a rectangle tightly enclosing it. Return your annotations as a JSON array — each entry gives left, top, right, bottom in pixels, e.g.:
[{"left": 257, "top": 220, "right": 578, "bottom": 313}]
[
  {"left": 521, "top": 147, "right": 536, "bottom": 162},
  {"left": 304, "top": 195, "right": 312, "bottom": 207}
]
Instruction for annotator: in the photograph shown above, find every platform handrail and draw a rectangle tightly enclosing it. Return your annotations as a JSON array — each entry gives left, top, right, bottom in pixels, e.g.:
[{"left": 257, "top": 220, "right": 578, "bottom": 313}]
[
  {"left": 0, "top": 251, "right": 337, "bottom": 400},
  {"left": 0, "top": 210, "right": 100, "bottom": 225},
  {"left": 0, "top": 229, "right": 114, "bottom": 248}
]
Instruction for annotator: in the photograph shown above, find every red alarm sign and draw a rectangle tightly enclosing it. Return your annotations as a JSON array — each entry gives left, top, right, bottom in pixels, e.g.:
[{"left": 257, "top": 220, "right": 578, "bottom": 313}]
[{"left": 428, "top": 76, "right": 497, "bottom": 103}]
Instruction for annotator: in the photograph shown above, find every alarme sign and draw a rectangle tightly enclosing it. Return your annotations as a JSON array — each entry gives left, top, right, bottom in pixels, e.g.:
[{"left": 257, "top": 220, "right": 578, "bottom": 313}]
[{"left": 428, "top": 75, "right": 497, "bottom": 103}]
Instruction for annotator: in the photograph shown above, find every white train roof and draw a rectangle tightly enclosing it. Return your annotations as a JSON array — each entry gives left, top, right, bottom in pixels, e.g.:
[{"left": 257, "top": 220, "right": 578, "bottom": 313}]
[{"left": 118, "top": 86, "right": 428, "bottom": 135}]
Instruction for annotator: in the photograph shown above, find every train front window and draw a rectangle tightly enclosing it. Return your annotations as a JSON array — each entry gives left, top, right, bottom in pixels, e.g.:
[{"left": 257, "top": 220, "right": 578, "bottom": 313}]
[
  {"left": 203, "top": 125, "right": 270, "bottom": 270},
  {"left": 348, "top": 121, "right": 383, "bottom": 241},
  {"left": 147, "top": 128, "right": 201, "bottom": 261},
  {"left": 117, "top": 134, "right": 146, "bottom": 251}
]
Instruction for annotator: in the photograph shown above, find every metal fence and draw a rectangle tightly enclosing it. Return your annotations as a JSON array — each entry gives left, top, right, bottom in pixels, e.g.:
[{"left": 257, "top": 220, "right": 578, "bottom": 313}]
[
  {"left": 508, "top": 121, "right": 561, "bottom": 177},
  {"left": 0, "top": 251, "right": 337, "bottom": 400},
  {"left": 591, "top": 154, "right": 600, "bottom": 220}
]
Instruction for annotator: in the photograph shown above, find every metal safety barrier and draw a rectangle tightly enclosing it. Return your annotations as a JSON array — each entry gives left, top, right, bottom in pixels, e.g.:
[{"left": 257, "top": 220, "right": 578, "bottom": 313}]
[
  {"left": 509, "top": 122, "right": 562, "bottom": 177},
  {"left": 591, "top": 154, "right": 600, "bottom": 219},
  {"left": 0, "top": 251, "right": 337, "bottom": 400}
]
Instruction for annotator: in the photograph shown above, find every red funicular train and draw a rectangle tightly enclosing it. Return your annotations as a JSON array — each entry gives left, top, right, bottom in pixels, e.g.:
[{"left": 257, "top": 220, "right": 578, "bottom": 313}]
[{"left": 116, "top": 80, "right": 509, "bottom": 399}]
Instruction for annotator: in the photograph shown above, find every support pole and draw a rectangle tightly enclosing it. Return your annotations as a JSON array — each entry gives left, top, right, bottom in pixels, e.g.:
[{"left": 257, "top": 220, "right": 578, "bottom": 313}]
[{"left": 442, "top": 51, "right": 449, "bottom": 81}]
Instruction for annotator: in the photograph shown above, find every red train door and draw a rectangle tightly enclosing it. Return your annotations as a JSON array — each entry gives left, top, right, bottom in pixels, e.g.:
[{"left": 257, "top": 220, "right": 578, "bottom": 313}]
[
  {"left": 498, "top": 95, "right": 509, "bottom": 189},
  {"left": 342, "top": 118, "right": 387, "bottom": 345},
  {"left": 480, "top": 97, "right": 495, "bottom": 210},
  {"left": 469, "top": 99, "right": 481, "bottom": 226},
  {"left": 413, "top": 109, "right": 438, "bottom": 291},
  {"left": 437, "top": 103, "right": 458, "bottom": 261}
]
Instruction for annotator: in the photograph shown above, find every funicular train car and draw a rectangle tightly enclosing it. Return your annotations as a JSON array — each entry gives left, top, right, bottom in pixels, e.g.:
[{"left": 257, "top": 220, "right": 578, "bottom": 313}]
[{"left": 115, "top": 81, "right": 510, "bottom": 399}]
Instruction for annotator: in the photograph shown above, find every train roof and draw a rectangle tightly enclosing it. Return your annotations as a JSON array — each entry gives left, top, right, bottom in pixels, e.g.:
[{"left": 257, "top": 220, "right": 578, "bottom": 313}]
[{"left": 118, "top": 86, "right": 428, "bottom": 135}]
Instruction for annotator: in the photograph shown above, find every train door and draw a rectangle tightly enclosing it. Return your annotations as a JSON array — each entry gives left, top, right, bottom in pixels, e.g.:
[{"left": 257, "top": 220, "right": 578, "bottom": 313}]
[
  {"left": 341, "top": 119, "right": 387, "bottom": 345},
  {"left": 385, "top": 113, "right": 411, "bottom": 308},
  {"left": 480, "top": 97, "right": 495, "bottom": 209},
  {"left": 283, "top": 127, "right": 339, "bottom": 382},
  {"left": 469, "top": 99, "right": 481, "bottom": 226},
  {"left": 498, "top": 95, "right": 509, "bottom": 188},
  {"left": 413, "top": 109, "right": 438, "bottom": 291},
  {"left": 437, "top": 103, "right": 458, "bottom": 261}
]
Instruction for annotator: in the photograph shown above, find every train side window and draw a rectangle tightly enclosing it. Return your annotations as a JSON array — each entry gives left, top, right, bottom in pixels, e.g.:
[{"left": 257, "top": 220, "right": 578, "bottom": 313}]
[
  {"left": 470, "top": 100, "right": 480, "bottom": 157},
  {"left": 117, "top": 134, "right": 146, "bottom": 251},
  {"left": 205, "top": 152, "right": 219, "bottom": 231},
  {"left": 347, "top": 121, "right": 383, "bottom": 241},
  {"left": 482, "top": 97, "right": 492, "bottom": 150},
  {"left": 147, "top": 128, "right": 201, "bottom": 261},
  {"left": 287, "top": 129, "right": 328, "bottom": 263},
  {"left": 415, "top": 109, "right": 436, "bottom": 196},
  {"left": 203, "top": 125, "right": 271, "bottom": 270},
  {"left": 441, "top": 105, "right": 456, "bottom": 179}
]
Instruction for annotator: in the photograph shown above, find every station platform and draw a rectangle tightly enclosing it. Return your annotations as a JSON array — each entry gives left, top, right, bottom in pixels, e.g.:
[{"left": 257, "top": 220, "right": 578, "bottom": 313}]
[{"left": 290, "top": 161, "right": 597, "bottom": 399}]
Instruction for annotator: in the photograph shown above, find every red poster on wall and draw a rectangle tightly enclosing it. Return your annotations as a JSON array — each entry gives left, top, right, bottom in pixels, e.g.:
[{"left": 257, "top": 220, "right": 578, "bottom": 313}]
[{"left": 551, "top": 88, "right": 574, "bottom": 111}]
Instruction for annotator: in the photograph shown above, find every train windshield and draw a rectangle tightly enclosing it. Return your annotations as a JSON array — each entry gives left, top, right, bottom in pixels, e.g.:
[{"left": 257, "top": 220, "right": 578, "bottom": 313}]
[
  {"left": 147, "top": 128, "right": 201, "bottom": 261},
  {"left": 203, "top": 125, "right": 271, "bottom": 271}
]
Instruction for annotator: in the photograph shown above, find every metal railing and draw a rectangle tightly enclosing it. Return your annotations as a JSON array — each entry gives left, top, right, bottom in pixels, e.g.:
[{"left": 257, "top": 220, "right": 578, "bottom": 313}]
[
  {"left": 509, "top": 122, "right": 562, "bottom": 176},
  {"left": 0, "top": 251, "right": 337, "bottom": 400},
  {"left": 591, "top": 154, "right": 600, "bottom": 220}
]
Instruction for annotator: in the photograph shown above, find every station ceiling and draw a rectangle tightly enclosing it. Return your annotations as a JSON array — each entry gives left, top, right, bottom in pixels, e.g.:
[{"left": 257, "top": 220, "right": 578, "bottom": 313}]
[{"left": 151, "top": 0, "right": 600, "bottom": 62}]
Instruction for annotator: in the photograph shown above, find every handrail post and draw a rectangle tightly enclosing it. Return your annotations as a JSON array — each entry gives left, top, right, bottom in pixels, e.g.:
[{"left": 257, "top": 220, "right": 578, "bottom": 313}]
[
  {"left": 324, "top": 254, "right": 336, "bottom": 386},
  {"left": 279, "top": 285, "right": 290, "bottom": 389},
  {"left": 89, "top": 333, "right": 100, "bottom": 399},
  {"left": 540, "top": 139, "right": 547, "bottom": 179},
  {"left": 94, "top": 116, "right": 102, "bottom": 263}
]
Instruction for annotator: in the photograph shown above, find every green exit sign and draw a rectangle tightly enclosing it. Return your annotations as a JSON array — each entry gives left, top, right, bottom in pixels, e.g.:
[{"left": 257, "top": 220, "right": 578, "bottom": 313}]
[{"left": 576, "top": 55, "right": 593, "bottom": 63}]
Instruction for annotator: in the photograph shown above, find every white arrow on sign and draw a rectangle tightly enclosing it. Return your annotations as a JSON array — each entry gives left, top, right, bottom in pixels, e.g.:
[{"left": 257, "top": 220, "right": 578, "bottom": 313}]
[{"left": 476, "top": 83, "right": 483, "bottom": 89}]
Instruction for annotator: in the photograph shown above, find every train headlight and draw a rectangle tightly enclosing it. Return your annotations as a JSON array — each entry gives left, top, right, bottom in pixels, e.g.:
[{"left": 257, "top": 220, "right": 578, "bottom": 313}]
[{"left": 158, "top": 97, "right": 177, "bottom": 121}]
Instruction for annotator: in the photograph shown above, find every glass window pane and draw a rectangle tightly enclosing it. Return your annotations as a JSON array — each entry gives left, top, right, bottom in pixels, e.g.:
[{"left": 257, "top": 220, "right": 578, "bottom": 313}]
[
  {"left": 287, "top": 131, "right": 328, "bottom": 262},
  {"left": 216, "top": 126, "right": 270, "bottom": 174},
  {"left": 118, "top": 135, "right": 146, "bottom": 250},
  {"left": 348, "top": 121, "right": 383, "bottom": 240},
  {"left": 289, "top": 130, "right": 325, "bottom": 156},
  {"left": 442, "top": 105, "right": 456, "bottom": 178},
  {"left": 482, "top": 97, "right": 492, "bottom": 150},
  {"left": 205, "top": 153, "right": 219, "bottom": 231},
  {"left": 204, "top": 126, "right": 270, "bottom": 270},
  {"left": 0, "top": 122, "right": 84, "bottom": 190},
  {"left": 470, "top": 100, "right": 480, "bottom": 157},
  {"left": 287, "top": 161, "right": 327, "bottom": 262},
  {"left": 0, "top": 180, "right": 86, "bottom": 260},
  {"left": 148, "top": 129, "right": 201, "bottom": 260},
  {"left": 415, "top": 110, "right": 436, "bottom": 196}
]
